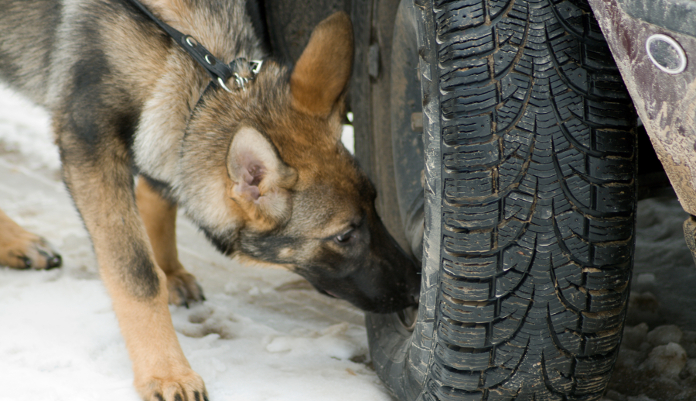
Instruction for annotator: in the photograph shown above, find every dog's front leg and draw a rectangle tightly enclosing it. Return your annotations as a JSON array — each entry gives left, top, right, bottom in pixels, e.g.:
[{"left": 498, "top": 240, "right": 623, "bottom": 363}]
[
  {"left": 58, "top": 135, "right": 207, "bottom": 401},
  {"left": 136, "top": 177, "right": 205, "bottom": 307}
]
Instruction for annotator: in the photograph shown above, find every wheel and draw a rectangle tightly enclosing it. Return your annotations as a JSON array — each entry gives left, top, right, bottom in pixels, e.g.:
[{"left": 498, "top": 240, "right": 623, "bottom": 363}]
[{"left": 354, "top": 0, "right": 638, "bottom": 399}]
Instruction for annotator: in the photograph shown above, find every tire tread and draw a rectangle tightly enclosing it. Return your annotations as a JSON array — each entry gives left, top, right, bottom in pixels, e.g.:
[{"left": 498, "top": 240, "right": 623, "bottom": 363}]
[{"left": 428, "top": 0, "right": 636, "bottom": 399}]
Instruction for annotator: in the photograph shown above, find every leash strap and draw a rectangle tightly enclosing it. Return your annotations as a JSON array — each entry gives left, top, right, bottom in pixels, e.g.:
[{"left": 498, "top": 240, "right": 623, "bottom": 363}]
[{"left": 125, "top": 0, "right": 261, "bottom": 92}]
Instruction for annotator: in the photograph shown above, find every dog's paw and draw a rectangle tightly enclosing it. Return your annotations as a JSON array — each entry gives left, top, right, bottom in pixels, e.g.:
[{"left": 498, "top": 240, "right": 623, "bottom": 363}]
[
  {"left": 167, "top": 269, "right": 205, "bottom": 307},
  {"left": 0, "top": 232, "right": 62, "bottom": 270},
  {"left": 138, "top": 372, "right": 208, "bottom": 401}
]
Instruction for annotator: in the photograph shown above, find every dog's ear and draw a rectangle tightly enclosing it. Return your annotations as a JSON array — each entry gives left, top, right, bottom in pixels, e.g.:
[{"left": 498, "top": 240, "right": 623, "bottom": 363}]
[
  {"left": 228, "top": 127, "right": 297, "bottom": 225},
  {"left": 290, "top": 12, "right": 354, "bottom": 117}
]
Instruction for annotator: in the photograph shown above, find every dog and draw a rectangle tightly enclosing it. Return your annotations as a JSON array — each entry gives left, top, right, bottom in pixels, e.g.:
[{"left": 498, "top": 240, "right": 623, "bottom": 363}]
[{"left": 0, "top": 0, "right": 420, "bottom": 399}]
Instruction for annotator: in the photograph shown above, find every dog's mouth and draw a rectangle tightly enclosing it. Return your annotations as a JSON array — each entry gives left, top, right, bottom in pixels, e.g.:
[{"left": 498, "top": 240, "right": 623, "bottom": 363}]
[
  {"left": 309, "top": 284, "right": 338, "bottom": 299},
  {"left": 301, "top": 265, "right": 420, "bottom": 313},
  {"left": 314, "top": 287, "right": 421, "bottom": 314}
]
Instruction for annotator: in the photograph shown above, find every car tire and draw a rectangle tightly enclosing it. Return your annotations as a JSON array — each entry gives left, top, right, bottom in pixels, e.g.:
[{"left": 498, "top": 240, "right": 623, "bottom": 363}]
[{"left": 360, "top": 0, "right": 638, "bottom": 400}]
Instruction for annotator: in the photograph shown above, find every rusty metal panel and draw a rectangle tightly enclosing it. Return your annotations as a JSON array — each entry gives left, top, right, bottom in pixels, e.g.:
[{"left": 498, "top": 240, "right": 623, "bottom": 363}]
[
  {"left": 616, "top": 0, "right": 696, "bottom": 38},
  {"left": 589, "top": 0, "right": 696, "bottom": 214}
]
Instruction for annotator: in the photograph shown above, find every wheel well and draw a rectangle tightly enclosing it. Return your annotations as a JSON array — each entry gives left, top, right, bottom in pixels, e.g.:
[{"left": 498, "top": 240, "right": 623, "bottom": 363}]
[{"left": 262, "top": 0, "right": 351, "bottom": 64}]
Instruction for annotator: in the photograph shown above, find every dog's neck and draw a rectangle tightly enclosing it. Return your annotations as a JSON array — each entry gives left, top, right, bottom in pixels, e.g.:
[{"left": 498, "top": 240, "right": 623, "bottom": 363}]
[
  {"left": 138, "top": 0, "right": 261, "bottom": 59},
  {"left": 132, "top": 0, "right": 263, "bottom": 181},
  {"left": 130, "top": 0, "right": 266, "bottom": 241},
  {"left": 128, "top": 0, "right": 263, "bottom": 92}
]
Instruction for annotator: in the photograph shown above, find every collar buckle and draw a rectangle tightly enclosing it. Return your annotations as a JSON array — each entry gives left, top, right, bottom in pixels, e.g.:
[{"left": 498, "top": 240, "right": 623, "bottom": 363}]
[
  {"left": 225, "top": 58, "right": 263, "bottom": 91},
  {"left": 126, "top": 0, "right": 263, "bottom": 93}
]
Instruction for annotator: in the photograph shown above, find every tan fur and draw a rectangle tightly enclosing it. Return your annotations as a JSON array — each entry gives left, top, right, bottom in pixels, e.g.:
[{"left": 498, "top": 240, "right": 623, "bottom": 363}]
[
  {"left": 290, "top": 12, "right": 353, "bottom": 117},
  {"left": 0, "top": 0, "right": 56, "bottom": 103},
  {"left": 0, "top": 2, "right": 419, "bottom": 399},
  {"left": 137, "top": 179, "right": 203, "bottom": 305},
  {"left": 57, "top": 146, "right": 204, "bottom": 399},
  {"left": 0, "top": 209, "right": 59, "bottom": 269},
  {"left": 106, "top": 266, "right": 205, "bottom": 400},
  {"left": 227, "top": 127, "right": 298, "bottom": 230}
]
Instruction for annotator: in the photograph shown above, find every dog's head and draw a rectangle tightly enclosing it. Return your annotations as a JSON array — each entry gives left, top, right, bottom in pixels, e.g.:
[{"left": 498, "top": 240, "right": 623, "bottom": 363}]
[{"left": 179, "top": 12, "right": 419, "bottom": 313}]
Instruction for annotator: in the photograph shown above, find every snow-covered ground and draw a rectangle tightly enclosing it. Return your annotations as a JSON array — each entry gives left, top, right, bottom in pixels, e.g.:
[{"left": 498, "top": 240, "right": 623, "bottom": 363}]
[
  {"left": 3, "top": 81, "right": 696, "bottom": 401},
  {"left": 0, "top": 85, "right": 388, "bottom": 401}
]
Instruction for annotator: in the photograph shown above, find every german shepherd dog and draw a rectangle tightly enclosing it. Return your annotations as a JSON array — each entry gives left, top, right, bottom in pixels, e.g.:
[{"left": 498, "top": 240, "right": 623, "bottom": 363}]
[{"left": 0, "top": 0, "right": 420, "bottom": 399}]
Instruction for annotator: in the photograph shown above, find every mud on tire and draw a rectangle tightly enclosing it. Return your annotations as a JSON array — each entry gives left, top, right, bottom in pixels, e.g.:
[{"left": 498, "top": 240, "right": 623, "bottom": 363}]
[{"left": 364, "top": 0, "right": 638, "bottom": 399}]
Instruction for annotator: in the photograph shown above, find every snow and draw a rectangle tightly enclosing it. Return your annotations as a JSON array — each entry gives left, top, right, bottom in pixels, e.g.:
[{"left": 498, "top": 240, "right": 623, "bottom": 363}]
[
  {"left": 341, "top": 112, "right": 355, "bottom": 155},
  {"left": 636, "top": 273, "right": 656, "bottom": 286},
  {"left": 0, "top": 84, "right": 390, "bottom": 401},
  {"left": 4, "top": 79, "right": 696, "bottom": 401},
  {"left": 645, "top": 342, "right": 688, "bottom": 378},
  {"left": 647, "top": 325, "right": 683, "bottom": 346}
]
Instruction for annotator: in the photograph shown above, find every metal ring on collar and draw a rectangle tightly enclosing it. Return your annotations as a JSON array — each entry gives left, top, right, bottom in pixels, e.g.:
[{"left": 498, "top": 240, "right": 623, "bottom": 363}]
[
  {"left": 233, "top": 73, "right": 249, "bottom": 91},
  {"left": 217, "top": 77, "right": 233, "bottom": 93},
  {"left": 250, "top": 60, "right": 263, "bottom": 74}
]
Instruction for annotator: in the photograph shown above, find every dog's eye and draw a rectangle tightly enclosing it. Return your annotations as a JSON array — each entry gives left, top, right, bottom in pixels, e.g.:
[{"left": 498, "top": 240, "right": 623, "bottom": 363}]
[{"left": 334, "top": 229, "right": 355, "bottom": 244}]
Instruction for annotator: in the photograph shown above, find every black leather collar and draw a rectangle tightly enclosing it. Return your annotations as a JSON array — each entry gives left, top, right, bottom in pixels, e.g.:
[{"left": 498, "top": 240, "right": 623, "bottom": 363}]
[{"left": 126, "top": 0, "right": 262, "bottom": 92}]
